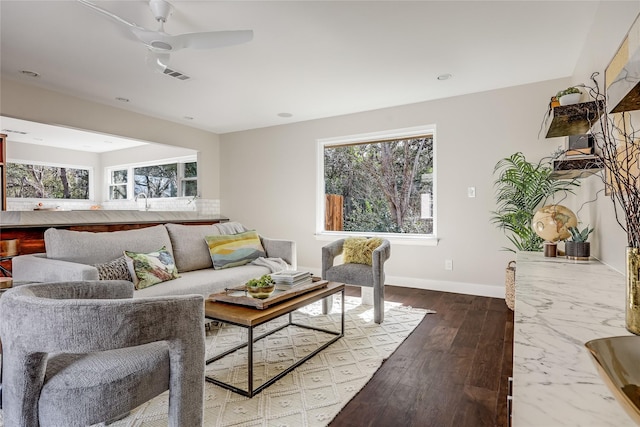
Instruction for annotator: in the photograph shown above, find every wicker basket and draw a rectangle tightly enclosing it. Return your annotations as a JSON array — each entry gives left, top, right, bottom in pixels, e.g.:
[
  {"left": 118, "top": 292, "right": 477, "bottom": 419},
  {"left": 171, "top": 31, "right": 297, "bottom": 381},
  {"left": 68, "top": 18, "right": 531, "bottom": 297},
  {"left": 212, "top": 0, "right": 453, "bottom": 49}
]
[{"left": 505, "top": 260, "right": 516, "bottom": 311}]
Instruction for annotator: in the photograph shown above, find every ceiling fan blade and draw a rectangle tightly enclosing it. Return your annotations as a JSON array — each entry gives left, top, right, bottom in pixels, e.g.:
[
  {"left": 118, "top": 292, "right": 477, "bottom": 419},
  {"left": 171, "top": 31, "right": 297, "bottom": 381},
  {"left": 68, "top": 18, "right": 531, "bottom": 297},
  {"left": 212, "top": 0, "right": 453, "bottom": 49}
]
[
  {"left": 131, "top": 28, "right": 253, "bottom": 52},
  {"left": 174, "top": 30, "right": 254, "bottom": 50},
  {"left": 145, "top": 51, "right": 170, "bottom": 73},
  {"left": 77, "top": 0, "right": 141, "bottom": 30}
]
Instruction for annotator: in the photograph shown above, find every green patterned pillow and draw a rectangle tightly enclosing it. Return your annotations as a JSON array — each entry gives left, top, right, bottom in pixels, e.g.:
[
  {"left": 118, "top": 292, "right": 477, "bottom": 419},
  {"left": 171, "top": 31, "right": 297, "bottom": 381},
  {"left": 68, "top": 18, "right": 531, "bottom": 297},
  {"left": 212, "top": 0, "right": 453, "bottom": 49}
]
[
  {"left": 123, "top": 246, "right": 180, "bottom": 290},
  {"left": 205, "top": 230, "right": 266, "bottom": 270},
  {"left": 343, "top": 237, "right": 383, "bottom": 266}
]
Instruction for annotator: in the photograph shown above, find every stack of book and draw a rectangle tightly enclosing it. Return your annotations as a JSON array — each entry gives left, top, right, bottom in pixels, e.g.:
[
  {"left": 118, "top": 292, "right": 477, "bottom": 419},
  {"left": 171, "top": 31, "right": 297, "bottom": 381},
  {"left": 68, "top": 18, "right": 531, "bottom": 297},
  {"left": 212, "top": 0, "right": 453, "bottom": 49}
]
[{"left": 271, "top": 270, "right": 313, "bottom": 290}]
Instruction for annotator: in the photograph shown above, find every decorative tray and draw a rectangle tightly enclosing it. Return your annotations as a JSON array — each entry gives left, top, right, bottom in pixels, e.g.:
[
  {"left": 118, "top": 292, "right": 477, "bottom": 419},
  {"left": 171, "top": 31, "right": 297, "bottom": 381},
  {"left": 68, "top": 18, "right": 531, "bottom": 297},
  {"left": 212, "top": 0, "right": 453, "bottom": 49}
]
[{"left": 208, "top": 277, "right": 328, "bottom": 309}]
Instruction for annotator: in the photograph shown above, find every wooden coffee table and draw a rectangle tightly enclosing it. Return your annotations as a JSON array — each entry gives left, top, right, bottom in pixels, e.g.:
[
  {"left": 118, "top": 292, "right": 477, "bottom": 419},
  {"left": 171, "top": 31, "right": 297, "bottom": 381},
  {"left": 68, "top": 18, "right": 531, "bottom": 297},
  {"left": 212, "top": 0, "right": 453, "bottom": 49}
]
[{"left": 204, "top": 281, "right": 345, "bottom": 397}]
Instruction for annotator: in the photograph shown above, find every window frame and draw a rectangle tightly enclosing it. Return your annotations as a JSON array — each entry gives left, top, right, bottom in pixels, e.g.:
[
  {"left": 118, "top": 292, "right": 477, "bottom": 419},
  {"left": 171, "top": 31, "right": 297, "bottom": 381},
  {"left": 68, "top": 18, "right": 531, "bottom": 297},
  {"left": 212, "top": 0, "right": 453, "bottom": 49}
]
[
  {"left": 107, "top": 168, "right": 128, "bottom": 200},
  {"left": 105, "top": 155, "right": 197, "bottom": 201},
  {"left": 6, "top": 158, "right": 94, "bottom": 201},
  {"left": 316, "top": 125, "right": 438, "bottom": 245}
]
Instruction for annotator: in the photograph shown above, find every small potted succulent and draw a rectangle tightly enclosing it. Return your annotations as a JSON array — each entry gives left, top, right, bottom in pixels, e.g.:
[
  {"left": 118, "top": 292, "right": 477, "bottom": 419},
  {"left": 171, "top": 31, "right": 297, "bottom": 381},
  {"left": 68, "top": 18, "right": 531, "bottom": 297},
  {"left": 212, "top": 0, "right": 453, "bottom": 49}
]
[
  {"left": 245, "top": 274, "right": 276, "bottom": 299},
  {"left": 556, "top": 87, "right": 582, "bottom": 106},
  {"left": 565, "top": 225, "right": 594, "bottom": 260}
]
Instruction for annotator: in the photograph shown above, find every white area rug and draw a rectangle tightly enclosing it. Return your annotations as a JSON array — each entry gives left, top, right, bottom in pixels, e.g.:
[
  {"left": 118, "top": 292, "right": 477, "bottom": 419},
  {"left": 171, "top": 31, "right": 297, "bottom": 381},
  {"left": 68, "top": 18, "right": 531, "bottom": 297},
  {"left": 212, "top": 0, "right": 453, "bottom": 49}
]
[{"left": 3, "top": 296, "right": 433, "bottom": 427}]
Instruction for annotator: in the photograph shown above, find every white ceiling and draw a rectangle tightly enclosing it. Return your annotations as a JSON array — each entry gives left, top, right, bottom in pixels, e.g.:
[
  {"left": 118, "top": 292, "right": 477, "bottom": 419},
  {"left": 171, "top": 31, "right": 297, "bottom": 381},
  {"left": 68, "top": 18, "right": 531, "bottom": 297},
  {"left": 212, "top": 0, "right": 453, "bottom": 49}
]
[
  {"left": 0, "top": 116, "right": 149, "bottom": 153},
  {"left": 0, "top": 0, "right": 614, "bottom": 142}
]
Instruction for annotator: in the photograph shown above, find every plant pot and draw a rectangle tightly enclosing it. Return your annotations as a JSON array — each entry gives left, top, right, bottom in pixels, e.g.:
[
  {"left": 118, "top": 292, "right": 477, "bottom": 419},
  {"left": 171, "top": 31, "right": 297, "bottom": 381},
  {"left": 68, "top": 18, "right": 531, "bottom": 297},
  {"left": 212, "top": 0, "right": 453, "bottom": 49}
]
[
  {"left": 246, "top": 284, "right": 275, "bottom": 299},
  {"left": 565, "top": 241, "right": 590, "bottom": 260},
  {"left": 626, "top": 247, "right": 640, "bottom": 335},
  {"left": 559, "top": 93, "right": 581, "bottom": 106}
]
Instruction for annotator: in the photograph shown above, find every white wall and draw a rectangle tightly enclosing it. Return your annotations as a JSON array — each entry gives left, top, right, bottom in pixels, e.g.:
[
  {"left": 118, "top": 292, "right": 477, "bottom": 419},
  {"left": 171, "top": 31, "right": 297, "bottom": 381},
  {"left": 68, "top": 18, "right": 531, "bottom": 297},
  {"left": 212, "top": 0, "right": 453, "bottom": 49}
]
[
  {"left": 0, "top": 78, "right": 221, "bottom": 200},
  {"left": 220, "top": 78, "right": 572, "bottom": 297}
]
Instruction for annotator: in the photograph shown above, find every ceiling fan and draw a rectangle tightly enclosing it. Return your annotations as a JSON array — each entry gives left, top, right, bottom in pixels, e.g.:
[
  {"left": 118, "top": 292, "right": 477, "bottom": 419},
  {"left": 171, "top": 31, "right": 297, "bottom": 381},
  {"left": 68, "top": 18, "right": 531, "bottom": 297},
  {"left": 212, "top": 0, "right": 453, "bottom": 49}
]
[{"left": 78, "top": 0, "right": 253, "bottom": 73}]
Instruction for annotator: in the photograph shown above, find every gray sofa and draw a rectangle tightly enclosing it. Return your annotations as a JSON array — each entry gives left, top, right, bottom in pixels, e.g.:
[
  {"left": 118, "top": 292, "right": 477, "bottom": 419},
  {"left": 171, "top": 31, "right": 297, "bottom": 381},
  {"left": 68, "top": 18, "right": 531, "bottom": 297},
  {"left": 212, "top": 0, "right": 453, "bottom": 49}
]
[{"left": 12, "top": 222, "right": 296, "bottom": 297}]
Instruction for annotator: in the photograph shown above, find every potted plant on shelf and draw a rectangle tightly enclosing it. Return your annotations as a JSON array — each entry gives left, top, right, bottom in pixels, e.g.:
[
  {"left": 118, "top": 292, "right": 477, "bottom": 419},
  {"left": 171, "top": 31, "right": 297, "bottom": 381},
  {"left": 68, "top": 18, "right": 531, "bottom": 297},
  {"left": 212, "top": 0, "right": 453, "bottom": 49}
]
[
  {"left": 245, "top": 274, "right": 276, "bottom": 299},
  {"left": 565, "top": 225, "right": 594, "bottom": 260},
  {"left": 556, "top": 86, "right": 582, "bottom": 106}
]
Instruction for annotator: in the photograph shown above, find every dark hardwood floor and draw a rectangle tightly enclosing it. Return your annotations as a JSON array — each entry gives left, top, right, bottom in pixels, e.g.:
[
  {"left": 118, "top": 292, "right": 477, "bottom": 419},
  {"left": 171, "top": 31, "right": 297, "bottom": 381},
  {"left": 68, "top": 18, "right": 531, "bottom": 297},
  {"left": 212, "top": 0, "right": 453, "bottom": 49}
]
[{"left": 330, "top": 285, "right": 514, "bottom": 427}]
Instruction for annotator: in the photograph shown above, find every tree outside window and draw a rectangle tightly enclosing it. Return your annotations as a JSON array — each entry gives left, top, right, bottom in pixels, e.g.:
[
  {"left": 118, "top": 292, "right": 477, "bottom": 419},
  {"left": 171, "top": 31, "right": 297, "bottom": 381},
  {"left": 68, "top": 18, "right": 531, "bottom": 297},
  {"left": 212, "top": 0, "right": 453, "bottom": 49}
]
[
  {"left": 108, "top": 159, "right": 197, "bottom": 200},
  {"left": 134, "top": 164, "right": 178, "bottom": 198},
  {"left": 109, "top": 169, "right": 127, "bottom": 200},
  {"left": 323, "top": 132, "right": 434, "bottom": 235},
  {"left": 6, "top": 163, "right": 90, "bottom": 199}
]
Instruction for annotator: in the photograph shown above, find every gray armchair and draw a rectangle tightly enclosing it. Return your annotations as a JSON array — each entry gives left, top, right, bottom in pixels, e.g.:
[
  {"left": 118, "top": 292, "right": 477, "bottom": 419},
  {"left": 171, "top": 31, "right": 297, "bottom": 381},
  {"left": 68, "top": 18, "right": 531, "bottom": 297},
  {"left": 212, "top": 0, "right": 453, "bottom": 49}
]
[
  {"left": 0, "top": 280, "right": 205, "bottom": 427},
  {"left": 321, "top": 238, "right": 391, "bottom": 323}
]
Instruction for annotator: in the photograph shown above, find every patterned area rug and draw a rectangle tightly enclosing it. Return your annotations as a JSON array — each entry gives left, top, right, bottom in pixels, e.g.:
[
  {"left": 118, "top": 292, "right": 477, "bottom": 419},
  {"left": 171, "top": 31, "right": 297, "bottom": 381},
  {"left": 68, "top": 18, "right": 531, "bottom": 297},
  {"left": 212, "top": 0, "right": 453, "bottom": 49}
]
[{"left": 2, "top": 296, "right": 433, "bottom": 427}]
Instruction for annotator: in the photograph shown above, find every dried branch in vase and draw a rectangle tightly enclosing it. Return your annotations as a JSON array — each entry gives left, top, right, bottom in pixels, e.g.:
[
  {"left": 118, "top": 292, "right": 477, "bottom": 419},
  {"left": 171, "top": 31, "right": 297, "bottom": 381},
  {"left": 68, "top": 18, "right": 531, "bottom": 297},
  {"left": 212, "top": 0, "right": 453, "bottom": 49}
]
[{"left": 585, "top": 72, "right": 640, "bottom": 248}]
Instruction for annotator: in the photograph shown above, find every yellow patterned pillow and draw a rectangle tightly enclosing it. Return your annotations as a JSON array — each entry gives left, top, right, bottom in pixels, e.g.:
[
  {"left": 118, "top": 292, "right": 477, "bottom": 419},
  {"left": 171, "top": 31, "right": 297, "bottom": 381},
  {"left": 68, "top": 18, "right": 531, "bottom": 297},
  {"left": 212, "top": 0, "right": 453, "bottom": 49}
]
[{"left": 342, "top": 237, "right": 383, "bottom": 266}]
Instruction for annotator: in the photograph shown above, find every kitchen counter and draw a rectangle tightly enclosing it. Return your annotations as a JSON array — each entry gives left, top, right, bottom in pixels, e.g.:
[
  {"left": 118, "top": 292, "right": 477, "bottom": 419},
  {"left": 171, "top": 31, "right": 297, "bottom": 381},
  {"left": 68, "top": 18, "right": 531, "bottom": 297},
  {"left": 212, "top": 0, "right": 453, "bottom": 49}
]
[
  {"left": 0, "top": 210, "right": 228, "bottom": 228},
  {"left": 513, "top": 251, "right": 633, "bottom": 426}
]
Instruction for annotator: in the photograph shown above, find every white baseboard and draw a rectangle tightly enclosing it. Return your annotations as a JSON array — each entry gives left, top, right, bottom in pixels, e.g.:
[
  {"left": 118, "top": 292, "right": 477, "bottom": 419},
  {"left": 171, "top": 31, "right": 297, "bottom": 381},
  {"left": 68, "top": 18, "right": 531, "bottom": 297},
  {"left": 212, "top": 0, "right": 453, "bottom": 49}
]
[{"left": 300, "top": 266, "right": 505, "bottom": 299}]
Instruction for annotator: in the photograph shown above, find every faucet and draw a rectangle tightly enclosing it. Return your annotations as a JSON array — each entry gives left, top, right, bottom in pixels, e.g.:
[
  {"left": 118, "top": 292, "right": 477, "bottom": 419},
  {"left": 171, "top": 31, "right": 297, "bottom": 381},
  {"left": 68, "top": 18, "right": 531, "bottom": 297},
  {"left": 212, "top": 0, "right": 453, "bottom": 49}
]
[{"left": 134, "top": 193, "right": 149, "bottom": 211}]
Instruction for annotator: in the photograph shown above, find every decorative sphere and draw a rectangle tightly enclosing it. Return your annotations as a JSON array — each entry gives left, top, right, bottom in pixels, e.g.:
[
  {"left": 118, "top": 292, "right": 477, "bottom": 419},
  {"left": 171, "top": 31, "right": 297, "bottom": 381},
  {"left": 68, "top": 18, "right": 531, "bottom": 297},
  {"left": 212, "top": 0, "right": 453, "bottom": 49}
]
[{"left": 532, "top": 205, "right": 578, "bottom": 242}]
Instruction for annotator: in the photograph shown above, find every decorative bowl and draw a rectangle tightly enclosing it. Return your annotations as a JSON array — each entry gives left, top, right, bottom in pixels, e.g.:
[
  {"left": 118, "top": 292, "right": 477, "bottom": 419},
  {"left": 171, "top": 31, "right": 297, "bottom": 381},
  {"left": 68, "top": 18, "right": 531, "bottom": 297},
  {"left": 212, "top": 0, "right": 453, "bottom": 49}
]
[
  {"left": 246, "top": 284, "right": 276, "bottom": 299},
  {"left": 585, "top": 336, "right": 640, "bottom": 423}
]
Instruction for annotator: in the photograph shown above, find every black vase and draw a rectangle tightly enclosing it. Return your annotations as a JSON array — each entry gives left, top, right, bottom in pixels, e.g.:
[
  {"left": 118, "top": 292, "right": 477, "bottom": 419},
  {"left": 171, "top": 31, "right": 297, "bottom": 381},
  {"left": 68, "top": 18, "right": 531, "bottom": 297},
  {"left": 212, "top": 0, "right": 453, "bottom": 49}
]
[{"left": 565, "top": 241, "right": 590, "bottom": 260}]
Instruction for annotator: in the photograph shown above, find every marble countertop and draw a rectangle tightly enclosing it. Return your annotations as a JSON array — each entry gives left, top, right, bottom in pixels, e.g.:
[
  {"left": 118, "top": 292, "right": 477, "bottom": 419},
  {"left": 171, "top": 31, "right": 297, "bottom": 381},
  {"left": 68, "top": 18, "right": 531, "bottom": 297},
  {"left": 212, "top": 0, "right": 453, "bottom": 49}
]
[
  {"left": 513, "top": 251, "right": 633, "bottom": 426},
  {"left": 0, "top": 210, "right": 228, "bottom": 228}
]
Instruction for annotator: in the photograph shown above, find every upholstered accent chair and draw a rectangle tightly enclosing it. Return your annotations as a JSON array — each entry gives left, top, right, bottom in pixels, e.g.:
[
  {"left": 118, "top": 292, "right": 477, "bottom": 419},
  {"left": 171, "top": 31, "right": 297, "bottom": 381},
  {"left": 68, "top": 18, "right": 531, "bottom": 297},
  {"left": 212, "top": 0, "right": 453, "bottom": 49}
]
[
  {"left": 321, "top": 238, "right": 391, "bottom": 324},
  {"left": 0, "top": 280, "right": 205, "bottom": 427}
]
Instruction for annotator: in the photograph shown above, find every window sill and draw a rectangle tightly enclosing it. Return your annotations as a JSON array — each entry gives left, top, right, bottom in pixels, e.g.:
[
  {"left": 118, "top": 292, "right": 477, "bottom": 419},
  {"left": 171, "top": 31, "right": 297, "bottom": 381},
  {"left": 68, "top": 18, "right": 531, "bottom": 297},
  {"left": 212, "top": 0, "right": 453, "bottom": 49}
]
[{"left": 314, "top": 232, "right": 439, "bottom": 246}]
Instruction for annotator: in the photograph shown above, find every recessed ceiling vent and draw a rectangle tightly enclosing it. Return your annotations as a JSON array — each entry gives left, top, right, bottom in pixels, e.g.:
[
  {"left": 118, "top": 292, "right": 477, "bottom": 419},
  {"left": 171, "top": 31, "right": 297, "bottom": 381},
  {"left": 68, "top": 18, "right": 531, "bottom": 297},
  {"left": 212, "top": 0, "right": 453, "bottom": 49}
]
[
  {"left": 1, "top": 129, "right": 28, "bottom": 135},
  {"left": 163, "top": 67, "right": 191, "bottom": 81}
]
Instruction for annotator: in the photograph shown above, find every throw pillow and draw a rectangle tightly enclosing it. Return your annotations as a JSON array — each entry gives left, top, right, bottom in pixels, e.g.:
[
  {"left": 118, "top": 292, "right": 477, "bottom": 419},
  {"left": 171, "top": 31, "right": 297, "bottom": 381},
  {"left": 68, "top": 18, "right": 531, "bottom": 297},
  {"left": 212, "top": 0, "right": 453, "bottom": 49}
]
[
  {"left": 204, "top": 230, "right": 266, "bottom": 270},
  {"left": 123, "top": 246, "right": 180, "bottom": 290},
  {"left": 343, "top": 237, "right": 383, "bottom": 266},
  {"left": 93, "top": 256, "right": 133, "bottom": 281}
]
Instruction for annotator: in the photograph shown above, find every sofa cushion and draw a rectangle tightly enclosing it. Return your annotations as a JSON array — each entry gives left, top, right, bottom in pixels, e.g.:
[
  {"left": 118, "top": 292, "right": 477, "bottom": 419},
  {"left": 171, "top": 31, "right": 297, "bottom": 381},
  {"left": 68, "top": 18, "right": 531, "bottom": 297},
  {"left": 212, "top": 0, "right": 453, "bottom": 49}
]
[
  {"left": 165, "top": 222, "right": 246, "bottom": 273},
  {"left": 45, "top": 225, "right": 174, "bottom": 265},
  {"left": 205, "top": 230, "right": 265, "bottom": 270},
  {"left": 124, "top": 246, "right": 180, "bottom": 290},
  {"left": 133, "top": 264, "right": 272, "bottom": 298}
]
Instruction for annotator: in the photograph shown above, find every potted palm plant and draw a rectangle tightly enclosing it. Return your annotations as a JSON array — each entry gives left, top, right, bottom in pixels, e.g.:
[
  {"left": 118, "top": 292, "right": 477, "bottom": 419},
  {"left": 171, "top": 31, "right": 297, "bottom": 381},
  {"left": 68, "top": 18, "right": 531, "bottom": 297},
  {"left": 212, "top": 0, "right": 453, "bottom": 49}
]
[
  {"left": 565, "top": 225, "right": 594, "bottom": 260},
  {"left": 492, "top": 152, "right": 579, "bottom": 253},
  {"left": 492, "top": 152, "right": 579, "bottom": 311}
]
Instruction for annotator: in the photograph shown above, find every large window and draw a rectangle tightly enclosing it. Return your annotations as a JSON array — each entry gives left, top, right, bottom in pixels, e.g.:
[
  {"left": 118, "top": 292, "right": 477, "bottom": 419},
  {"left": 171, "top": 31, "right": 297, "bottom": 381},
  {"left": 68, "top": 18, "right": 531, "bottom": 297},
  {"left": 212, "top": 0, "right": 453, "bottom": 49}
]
[
  {"left": 107, "top": 159, "right": 197, "bottom": 200},
  {"left": 318, "top": 126, "right": 435, "bottom": 237},
  {"left": 6, "top": 162, "right": 90, "bottom": 199}
]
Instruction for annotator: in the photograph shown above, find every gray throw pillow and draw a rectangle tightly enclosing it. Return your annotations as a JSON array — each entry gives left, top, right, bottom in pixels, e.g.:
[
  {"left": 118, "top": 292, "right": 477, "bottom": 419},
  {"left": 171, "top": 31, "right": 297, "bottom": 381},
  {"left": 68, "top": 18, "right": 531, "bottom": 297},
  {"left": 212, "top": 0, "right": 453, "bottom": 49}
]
[{"left": 93, "top": 256, "right": 133, "bottom": 281}]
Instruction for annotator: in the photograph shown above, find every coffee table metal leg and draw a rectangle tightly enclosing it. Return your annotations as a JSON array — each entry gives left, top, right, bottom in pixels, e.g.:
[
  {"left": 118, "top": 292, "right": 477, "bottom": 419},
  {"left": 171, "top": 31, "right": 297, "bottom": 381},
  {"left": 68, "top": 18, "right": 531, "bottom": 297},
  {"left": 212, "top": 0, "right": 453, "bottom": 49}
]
[{"left": 247, "top": 327, "right": 253, "bottom": 397}]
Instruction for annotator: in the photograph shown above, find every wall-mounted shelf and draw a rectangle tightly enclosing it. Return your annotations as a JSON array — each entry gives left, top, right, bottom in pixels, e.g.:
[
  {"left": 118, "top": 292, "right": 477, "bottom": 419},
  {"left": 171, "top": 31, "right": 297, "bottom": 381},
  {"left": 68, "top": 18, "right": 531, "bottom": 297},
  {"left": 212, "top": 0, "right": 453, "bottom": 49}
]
[
  {"left": 606, "top": 14, "right": 640, "bottom": 113},
  {"left": 544, "top": 101, "right": 604, "bottom": 138},
  {"left": 551, "top": 156, "right": 603, "bottom": 179}
]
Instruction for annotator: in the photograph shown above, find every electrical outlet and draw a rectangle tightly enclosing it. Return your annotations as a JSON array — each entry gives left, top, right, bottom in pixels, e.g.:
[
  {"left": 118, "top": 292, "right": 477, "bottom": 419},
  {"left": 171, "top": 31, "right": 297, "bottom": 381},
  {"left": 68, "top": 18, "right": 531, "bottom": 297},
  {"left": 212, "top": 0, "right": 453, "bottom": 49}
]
[
  {"left": 445, "top": 259, "right": 453, "bottom": 270},
  {"left": 468, "top": 187, "right": 476, "bottom": 198}
]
